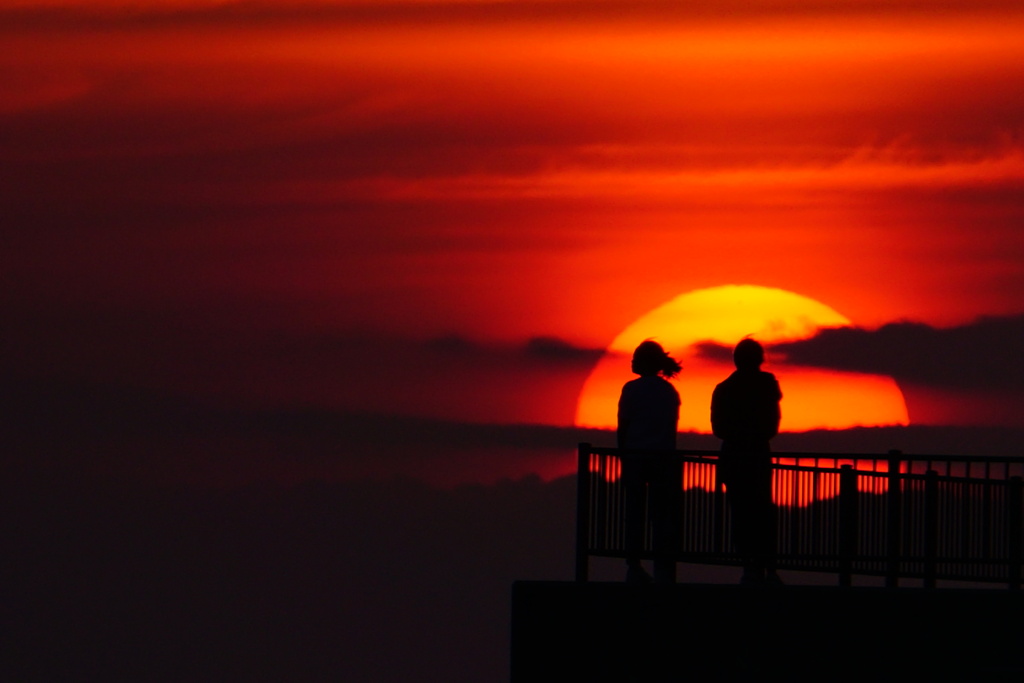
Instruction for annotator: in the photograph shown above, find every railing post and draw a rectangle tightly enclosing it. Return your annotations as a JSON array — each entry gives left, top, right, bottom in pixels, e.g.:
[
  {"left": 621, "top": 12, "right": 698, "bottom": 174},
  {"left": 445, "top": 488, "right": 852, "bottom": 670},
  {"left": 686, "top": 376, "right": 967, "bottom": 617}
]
[
  {"left": 1008, "top": 476, "right": 1022, "bottom": 590},
  {"left": 839, "top": 464, "right": 858, "bottom": 587},
  {"left": 886, "top": 450, "right": 903, "bottom": 588},
  {"left": 575, "top": 443, "right": 591, "bottom": 582},
  {"left": 713, "top": 457, "right": 726, "bottom": 556},
  {"left": 924, "top": 470, "right": 939, "bottom": 589}
]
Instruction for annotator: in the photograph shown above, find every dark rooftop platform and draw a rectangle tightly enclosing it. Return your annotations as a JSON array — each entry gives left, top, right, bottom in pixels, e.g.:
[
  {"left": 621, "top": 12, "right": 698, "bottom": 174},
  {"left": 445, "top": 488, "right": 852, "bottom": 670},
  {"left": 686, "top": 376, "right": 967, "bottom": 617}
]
[{"left": 511, "top": 581, "right": 1024, "bottom": 682}]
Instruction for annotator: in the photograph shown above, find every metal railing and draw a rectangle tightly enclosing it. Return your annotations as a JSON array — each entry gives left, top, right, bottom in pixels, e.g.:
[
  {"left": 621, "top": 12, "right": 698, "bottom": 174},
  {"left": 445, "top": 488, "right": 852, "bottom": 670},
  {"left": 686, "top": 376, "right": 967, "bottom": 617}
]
[{"left": 576, "top": 443, "right": 1024, "bottom": 588}]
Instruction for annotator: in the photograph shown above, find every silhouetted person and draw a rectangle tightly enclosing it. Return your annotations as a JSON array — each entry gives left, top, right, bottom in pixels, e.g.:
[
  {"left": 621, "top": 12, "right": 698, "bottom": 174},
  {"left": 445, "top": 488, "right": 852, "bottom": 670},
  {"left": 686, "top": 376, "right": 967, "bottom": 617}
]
[
  {"left": 711, "top": 338, "right": 783, "bottom": 586},
  {"left": 617, "top": 340, "right": 681, "bottom": 585}
]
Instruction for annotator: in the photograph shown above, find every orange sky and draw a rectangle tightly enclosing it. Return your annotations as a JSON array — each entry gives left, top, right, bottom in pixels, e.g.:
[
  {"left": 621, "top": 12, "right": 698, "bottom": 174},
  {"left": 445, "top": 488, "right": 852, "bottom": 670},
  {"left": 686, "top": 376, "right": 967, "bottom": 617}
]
[
  {"left": 3, "top": 0, "right": 1024, "bottom": 441},
  {"left": 10, "top": 9, "right": 1024, "bottom": 680}
]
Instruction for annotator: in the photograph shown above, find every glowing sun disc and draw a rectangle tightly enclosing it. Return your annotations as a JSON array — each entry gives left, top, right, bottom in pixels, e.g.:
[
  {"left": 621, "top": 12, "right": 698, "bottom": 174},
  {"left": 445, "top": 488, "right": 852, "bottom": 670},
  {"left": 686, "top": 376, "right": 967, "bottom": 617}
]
[{"left": 575, "top": 285, "right": 909, "bottom": 433}]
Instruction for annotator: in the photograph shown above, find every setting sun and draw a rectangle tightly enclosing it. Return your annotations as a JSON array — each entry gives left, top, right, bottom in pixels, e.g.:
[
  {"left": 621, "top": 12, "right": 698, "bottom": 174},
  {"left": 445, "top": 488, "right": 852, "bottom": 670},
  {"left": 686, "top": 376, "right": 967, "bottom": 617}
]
[{"left": 575, "top": 285, "right": 910, "bottom": 433}]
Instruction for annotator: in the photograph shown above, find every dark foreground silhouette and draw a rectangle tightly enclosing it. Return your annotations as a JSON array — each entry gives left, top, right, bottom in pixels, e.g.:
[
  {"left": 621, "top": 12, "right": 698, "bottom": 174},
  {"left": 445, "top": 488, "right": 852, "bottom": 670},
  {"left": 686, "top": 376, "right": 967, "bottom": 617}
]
[
  {"left": 712, "top": 338, "right": 783, "bottom": 585},
  {"left": 2, "top": 473, "right": 576, "bottom": 682},
  {"left": 617, "top": 340, "right": 682, "bottom": 585},
  {"left": 512, "top": 581, "right": 1024, "bottom": 682}
]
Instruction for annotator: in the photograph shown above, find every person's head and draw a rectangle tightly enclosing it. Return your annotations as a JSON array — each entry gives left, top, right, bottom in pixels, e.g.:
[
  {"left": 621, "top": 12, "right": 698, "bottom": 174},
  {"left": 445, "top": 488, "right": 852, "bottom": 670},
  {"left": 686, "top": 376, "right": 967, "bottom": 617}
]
[
  {"left": 631, "top": 340, "right": 682, "bottom": 379},
  {"left": 733, "top": 338, "right": 765, "bottom": 371}
]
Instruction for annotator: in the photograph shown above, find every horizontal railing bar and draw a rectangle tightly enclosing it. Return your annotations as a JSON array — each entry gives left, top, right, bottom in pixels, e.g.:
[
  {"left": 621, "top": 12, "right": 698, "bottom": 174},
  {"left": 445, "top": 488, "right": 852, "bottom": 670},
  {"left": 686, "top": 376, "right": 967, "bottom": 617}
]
[
  {"left": 585, "top": 445, "right": 1024, "bottom": 466},
  {"left": 589, "top": 448, "right": 1021, "bottom": 481},
  {"left": 792, "top": 468, "right": 1013, "bottom": 486}
]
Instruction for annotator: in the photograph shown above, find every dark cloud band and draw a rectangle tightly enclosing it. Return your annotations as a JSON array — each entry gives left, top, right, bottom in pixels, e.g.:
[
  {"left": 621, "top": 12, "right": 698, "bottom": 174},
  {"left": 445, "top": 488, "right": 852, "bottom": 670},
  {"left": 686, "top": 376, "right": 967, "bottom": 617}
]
[{"left": 764, "top": 315, "right": 1024, "bottom": 391}]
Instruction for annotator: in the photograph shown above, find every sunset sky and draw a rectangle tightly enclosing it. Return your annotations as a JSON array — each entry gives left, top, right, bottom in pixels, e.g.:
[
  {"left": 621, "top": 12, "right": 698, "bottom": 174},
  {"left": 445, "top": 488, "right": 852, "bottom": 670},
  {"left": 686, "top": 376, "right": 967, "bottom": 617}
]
[
  {"left": 8, "top": 1, "right": 1024, "bottom": 475},
  {"left": 5, "top": 0, "right": 1024, "bottom": 679},
  {"left": 6, "top": 1, "right": 1024, "bottom": 479}
]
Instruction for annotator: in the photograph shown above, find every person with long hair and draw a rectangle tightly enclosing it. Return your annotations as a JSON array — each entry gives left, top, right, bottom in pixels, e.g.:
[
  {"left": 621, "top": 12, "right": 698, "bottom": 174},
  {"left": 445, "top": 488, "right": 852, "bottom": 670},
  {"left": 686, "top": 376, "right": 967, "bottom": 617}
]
[{"left": 617, "top": 340, "right": 682, "bottom": 584}]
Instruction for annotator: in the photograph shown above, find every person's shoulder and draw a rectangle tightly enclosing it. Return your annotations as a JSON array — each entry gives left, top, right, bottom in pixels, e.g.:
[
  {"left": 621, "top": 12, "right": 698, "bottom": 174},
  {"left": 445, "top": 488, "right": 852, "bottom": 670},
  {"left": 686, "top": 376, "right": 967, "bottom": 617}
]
[
  {"left": 712, "top": 374, "right": 739, "bottom": 403},
  {"left": 758, "top": 371, "right": 782, "bottom": 396},
  {"left": 620, "top": 377, "right": 643, "bottom": 394},
  {"left": 621, "top": 375, "right": 654, "bottom": 394},
  {"left": 627, "top": 375, "right": 679, "bottom": 396},
  {"left": 653, "top": 374, "right": 679, "bottom": 390},
  {"left": 659, "top": 376, "right": 681, "bottom": 399},
  {"left": 641, "top": 375, "right": 676, "bottom": 392},
  {"left": 715, "top": 371, "right": 741, "bottom": 388}
]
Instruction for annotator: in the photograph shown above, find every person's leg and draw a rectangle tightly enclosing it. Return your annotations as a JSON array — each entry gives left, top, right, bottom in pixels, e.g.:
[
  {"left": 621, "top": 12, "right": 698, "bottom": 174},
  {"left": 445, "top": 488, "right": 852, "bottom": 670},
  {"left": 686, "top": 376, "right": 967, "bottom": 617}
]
[
  {"left": 651, "top": 471, "right": 680, "bottom": 584},
  {"left": 623, "top": 460, "right": 652, "bottom": 583},
  {"left": 729, "top": 470, "right": 764, "bottom": 584}
]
